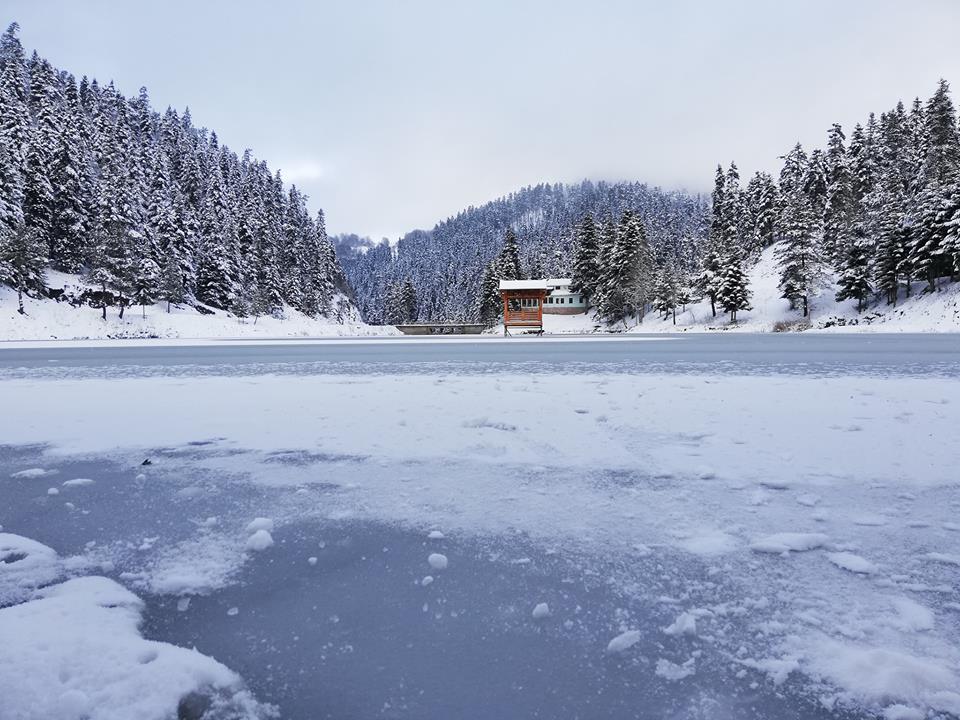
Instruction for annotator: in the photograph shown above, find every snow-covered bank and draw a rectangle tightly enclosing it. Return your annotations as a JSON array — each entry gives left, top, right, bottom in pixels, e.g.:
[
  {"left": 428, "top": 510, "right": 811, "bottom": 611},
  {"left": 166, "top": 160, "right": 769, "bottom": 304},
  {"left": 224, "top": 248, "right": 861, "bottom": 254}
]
[
  {"left": 510, "top": 245, "right": 960, "bottom": 335},
  {"left": 0, "top": 272, "right": 397, "bottom": 341},
  {"left": 0, "top": 533, "right": 273, "bottom": 720}
]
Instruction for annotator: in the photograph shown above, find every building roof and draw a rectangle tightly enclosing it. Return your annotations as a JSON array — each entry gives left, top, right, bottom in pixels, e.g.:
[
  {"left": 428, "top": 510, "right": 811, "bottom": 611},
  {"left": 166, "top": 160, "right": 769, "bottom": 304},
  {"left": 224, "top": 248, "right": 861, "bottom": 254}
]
[
  {"left": 499, "top": 279, "right": 548, "bottom": 291},
  {"left": 547, "top": 278, "right": 572, "bottom": 287}
]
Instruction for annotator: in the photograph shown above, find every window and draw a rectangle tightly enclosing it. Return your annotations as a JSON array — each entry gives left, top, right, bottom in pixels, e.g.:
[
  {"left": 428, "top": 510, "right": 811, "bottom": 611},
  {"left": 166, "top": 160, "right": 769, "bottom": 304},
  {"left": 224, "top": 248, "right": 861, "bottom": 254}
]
[
  {"left": 547, "top": 297, "right": 553, "bottom": 304},
  {"left": 520, "top": 297, "right": 539, "bottom": 308}
]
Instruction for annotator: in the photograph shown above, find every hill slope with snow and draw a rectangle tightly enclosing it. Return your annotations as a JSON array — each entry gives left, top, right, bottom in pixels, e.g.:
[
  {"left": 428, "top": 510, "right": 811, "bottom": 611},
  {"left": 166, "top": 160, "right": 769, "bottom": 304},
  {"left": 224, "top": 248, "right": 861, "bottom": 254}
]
[
  {"left": 632, "top": 244, "right": 960, "bottom": 334},
  {"left": 0, "top": 272, "right": 394, "bottom": 341}
]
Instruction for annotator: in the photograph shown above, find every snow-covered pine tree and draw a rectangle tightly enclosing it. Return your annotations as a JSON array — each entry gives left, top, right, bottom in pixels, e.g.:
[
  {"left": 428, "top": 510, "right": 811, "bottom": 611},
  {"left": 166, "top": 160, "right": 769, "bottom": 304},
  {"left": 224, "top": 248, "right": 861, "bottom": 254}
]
[
  {"left": 717, "top": 245, "right": 751, "bottom": 322},
  {"left": 652, "top": 261, "right": 680, "bottom": 324},
  {"left": 476, "top": 260, "right": 502, "bottom": 323},
  {"left": 776, "top": 144, "right": 824, "bottom": 316},
  {"left": 571, "top": 213, "right": 600, "bottom": 303},
  {"left": 0, "top": 225, "right": 45, "bottom": 314},
  {"left": 0, "top": 24, "right": 31, "bottom": 176},
  {"left": 910, "top": 80, "right": 960, "bottom": 290},
  {"left": 599, "top": 210, "right": 653, "bottom": 324},
  {"left": 23, "top": 54, "right": 61, "bottom": 261},
  {"left": 744, "top": 171, "right": 777, "bottom": 257},
  {"left": 822, "top": 123, "right": 852, "bottom": 264},
  {"left": 695, "top": 167, "right": 727, "bottom": 317},
  {"left": 499, "top": 228, "right": 522, "bottom": 280}
]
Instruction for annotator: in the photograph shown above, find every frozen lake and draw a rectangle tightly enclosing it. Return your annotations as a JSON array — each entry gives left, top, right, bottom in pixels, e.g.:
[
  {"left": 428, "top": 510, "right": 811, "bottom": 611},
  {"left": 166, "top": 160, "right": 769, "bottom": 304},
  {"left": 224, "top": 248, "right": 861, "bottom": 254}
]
[
  {"left": 2, "top": 334, "right": 959, "bottom": 720},
  {"left": 2, "top": 332, "right": 960, "bottom": 377}
]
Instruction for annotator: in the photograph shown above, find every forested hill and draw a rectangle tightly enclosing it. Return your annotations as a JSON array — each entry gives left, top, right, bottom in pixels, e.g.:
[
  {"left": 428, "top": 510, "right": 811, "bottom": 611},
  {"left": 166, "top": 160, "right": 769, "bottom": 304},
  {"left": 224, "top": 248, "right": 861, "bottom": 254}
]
[
  {"left": 338, "top": 181, "right": 709, "bottom": 323},
  {"left": 0, "top": 23, "right": 353, "bottom": 321}
]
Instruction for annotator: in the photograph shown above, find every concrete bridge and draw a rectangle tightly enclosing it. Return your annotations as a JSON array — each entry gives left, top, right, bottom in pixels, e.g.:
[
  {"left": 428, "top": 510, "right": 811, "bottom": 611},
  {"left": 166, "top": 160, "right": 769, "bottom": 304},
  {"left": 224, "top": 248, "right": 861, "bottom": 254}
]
[{"left": 395, "top": 323, "right": 491, "bottom": 335}]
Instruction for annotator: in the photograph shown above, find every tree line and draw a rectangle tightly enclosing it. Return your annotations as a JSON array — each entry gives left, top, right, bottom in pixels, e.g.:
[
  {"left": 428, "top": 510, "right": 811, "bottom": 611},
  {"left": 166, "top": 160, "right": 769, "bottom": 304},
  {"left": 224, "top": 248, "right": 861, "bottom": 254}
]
[
  {"left": 700, "top": 79, "right": 960, "bottom": 321},
  {"left": 0, "top": 23, "right": 350, "bottom": 321}
]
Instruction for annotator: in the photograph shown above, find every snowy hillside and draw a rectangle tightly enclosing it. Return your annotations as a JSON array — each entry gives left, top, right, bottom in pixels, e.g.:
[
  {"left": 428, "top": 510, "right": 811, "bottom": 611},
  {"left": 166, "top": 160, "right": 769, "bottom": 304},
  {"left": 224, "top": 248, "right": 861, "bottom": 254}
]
[
  {"left": 0, "top": 272, "right": 394, "bottom": 341},
  {"left": 624, "top": 244, "right": 960, "bottom": 334}
]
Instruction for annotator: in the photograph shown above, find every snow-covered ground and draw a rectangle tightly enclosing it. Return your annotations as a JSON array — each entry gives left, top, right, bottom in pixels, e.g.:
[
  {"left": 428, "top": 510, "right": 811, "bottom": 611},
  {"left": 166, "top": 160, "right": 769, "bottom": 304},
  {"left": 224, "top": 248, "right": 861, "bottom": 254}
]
[
  {"left": 520, "top": 244, "right": 960, "bottom": 335},
  {"left": 1, "top": 341, "right": 959, "bottom": 719},
  {"left": 0, "top": 271, "right": 396, "bottom": 341}
]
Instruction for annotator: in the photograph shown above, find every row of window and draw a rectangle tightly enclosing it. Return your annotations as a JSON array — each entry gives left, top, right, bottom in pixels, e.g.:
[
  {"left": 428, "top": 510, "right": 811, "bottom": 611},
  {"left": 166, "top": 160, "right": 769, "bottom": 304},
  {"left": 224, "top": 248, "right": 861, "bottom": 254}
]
[{"left": 546, "top": 296, "right": 583, "bottom": 304}]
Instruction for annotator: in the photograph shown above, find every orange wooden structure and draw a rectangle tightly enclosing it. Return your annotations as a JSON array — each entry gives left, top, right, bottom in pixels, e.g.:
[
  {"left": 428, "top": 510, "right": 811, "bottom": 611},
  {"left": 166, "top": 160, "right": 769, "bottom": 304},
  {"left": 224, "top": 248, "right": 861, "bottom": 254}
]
[{"left": 499, "top": 280, "right": 547, "bottom": 335}]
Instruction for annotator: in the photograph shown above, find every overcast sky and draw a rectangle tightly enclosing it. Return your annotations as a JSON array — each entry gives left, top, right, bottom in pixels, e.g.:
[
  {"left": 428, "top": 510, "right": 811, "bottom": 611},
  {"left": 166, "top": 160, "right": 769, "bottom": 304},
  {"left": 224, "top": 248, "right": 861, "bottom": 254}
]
[{"left": 8, "top": 0, "right": 960, "bottom": 239}]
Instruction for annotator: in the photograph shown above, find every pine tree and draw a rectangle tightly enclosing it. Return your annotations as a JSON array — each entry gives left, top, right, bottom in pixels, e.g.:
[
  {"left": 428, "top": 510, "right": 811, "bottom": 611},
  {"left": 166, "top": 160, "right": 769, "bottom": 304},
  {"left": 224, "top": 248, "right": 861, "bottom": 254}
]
[
  {"left": 717, "top": 246, "right": 751, "bottom": 322},
  {"left": 776, "top": 145, "right": 823, "bottom": 316},
  {"left": 652, "top": 262, "right": 681, "bottom": 324},
  {"left": 823, "top": 123, "right": 852, "bottom": 263},
  {"left": 132, "top": 252, "right": 159, "bottom": 317},
  {"left": 744, "top": 171, "right": 777, "bottom": 257},
  {"left": 835, "top": 235, "right": 872, "bottom": 312},
  {"left": 160, "top": 240, "right": 185, "bottom": 312},
  {"left": 0, "top": 225, "right": 45, "bottom": 314},
  {"left": 476, "top": 260, "right": 502, "bottom": 322},
  {"left": 498, "top": 228, "right": 522, "bottom": 280},
  {"left": 571, "top": 213, "right": 600, "bottom": 303}
]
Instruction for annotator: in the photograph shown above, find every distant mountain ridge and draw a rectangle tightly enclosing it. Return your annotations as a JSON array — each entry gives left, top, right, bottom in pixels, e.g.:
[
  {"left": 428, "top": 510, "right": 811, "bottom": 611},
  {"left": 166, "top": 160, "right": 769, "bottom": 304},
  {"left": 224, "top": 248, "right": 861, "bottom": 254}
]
[{"left": 338, "top": 180, "right": 709, "bottom": 323}]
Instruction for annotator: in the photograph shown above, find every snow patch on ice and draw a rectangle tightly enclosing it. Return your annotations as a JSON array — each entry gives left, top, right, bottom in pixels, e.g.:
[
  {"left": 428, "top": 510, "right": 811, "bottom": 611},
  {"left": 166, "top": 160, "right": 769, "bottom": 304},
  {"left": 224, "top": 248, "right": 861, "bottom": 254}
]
[
  {"left": 427, "top": 553, "right": 448, "bottom": 570},
  {"left": 0, "top": 568, "right": 272, "bottom": 719},
  {"left": 826, "top": 551, "right": 878, "bottom": 575},
  {"left": 606, "top": 629, "right": 641, "bottom": 654},
  {"left": 750, "top": 532, "right": 829, "bottom": 554},
  {"left": 10, "top": 467, "right": 58, "bottom": 479},
  {"left": 663, "top": 612, "right": 697, "bottom": 637},
  {"left": 655, "top": 657, "right": 696, "bottom": 681},
  {"left": 245, "top": 517, "right": 274, "bottom": 534},
  {"left": 532, "top": 602, "right": 551, "bottom": 619},
  {"left": 245, "top": 530, "right": 274, "bottom": 552},
  {"left": 0, "top": 533, "right": 61, "bottom": 605}
]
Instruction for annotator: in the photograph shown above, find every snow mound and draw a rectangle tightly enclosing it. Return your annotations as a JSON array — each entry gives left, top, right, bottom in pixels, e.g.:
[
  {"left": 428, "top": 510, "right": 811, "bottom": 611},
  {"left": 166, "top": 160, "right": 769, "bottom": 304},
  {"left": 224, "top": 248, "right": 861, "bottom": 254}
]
[
  {"left": 63, "top": 478, "right": 95, "bottom": 487},
  {"left": 826, "top": 551, "right": 878, "bottom": 575},
  {"left": 606, "top": 629, "right": 641, "bottom": 654},
  {"left": 0, "top": 533, "right": 61, "bottom": 605},
  {"left": 0, "top": 575, "right": 273, "bottom": 720},
  {"left": 663, "top": 611, "right": 697, "bottom": 637},
  {"left": 427, "top": 530, "right": 445, "bottom": 540},
  {"left": 532, "top": 602, "right": 551, "bottom": 619},
  {"left": 245, "top": 517, "right": 274, "bottom": 534},
  {"left": 807, "top": 637, "right": 960, "bottom": 716},
  {"left": 655, "top": 657, "right": 696, "bottom": 681},
  {"left": 245, "top": 530, "right": 274, "bottom": 552},
  {"left": 10, "top": 467, "right": 57, "bottom": 479},
  {"left": 427, "top": 553, "right": 448, "bottom": 570},
  {"left": 750, "top": 532, "right": 829, "bottom": 554}
]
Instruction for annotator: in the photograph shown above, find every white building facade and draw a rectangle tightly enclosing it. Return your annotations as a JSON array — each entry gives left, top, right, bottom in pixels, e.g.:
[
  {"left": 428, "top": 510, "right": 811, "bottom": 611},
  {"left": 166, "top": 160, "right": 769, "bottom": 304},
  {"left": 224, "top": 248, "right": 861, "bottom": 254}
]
[{"left": 543, "top": 278, "right": 587, "bottom": 315}]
